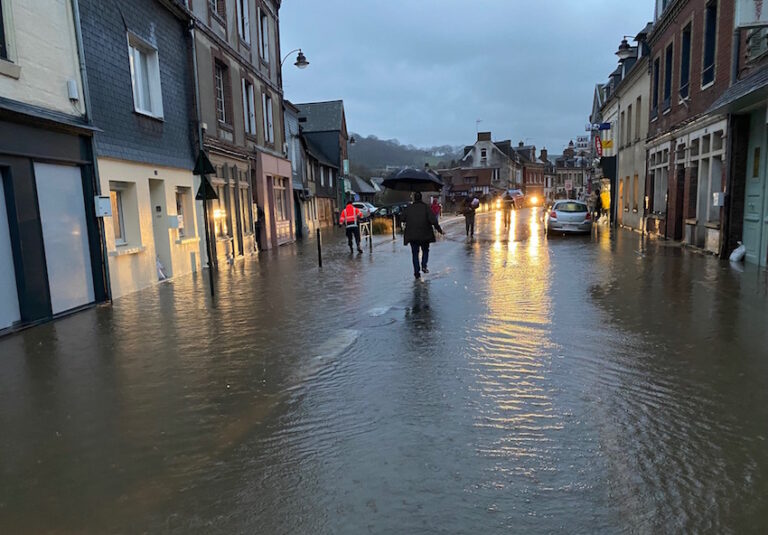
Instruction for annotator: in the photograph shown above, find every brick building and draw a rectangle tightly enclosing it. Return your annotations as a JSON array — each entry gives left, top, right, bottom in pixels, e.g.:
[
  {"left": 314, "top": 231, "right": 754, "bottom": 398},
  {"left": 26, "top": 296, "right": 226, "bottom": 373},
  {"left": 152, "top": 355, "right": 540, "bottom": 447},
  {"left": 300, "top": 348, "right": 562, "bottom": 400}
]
[
  {"left": 515, "top": 142, "right": 546, "bottom": 202},
  {"left": 645, "top": 0, "right": 734, "bottom": 254}
]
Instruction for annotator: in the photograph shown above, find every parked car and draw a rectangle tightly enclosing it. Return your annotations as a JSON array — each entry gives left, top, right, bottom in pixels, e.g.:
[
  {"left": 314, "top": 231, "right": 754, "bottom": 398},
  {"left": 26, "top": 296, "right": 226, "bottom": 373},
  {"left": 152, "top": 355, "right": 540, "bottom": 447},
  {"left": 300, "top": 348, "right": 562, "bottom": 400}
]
[
  {"left": 545, "top": 200, "right": 592, "bottom": 234},
  {"left": 353, "top": 202, "right": 378, "bottom": 218}
]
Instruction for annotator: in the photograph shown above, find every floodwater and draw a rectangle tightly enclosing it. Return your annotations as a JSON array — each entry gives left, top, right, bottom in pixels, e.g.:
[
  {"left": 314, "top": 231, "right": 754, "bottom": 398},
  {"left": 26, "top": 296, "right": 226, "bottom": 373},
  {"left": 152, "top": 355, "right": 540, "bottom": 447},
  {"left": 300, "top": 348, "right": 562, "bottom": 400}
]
[{"left": 2, "top": 208, "right": 768, "bottom": 534}]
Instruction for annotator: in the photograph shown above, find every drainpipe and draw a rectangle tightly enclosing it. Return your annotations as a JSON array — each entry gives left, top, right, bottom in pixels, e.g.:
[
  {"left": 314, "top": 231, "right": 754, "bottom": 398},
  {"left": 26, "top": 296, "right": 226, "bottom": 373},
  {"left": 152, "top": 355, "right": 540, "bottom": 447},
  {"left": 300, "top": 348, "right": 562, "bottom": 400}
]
[
  {"left": 721, "top": 28, "right": 742, "bottom": 258},
  {"left": 71, "top": 0, "right": 112, "bottom": 303}
]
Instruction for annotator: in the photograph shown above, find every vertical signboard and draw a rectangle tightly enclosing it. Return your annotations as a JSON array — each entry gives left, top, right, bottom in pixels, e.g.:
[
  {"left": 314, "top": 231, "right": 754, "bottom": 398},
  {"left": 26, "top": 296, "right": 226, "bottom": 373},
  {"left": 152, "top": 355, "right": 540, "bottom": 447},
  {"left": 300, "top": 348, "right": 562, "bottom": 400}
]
[{"left": 736, "top": 0, "right": 768, "bottom": 27}]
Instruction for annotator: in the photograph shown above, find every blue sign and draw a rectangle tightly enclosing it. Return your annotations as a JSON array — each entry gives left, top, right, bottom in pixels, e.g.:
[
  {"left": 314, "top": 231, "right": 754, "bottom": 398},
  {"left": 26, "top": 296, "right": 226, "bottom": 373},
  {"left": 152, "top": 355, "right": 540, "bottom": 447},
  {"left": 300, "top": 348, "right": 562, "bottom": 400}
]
[{"left": 598, "top": 122, "right": 611, "bottom": 131}]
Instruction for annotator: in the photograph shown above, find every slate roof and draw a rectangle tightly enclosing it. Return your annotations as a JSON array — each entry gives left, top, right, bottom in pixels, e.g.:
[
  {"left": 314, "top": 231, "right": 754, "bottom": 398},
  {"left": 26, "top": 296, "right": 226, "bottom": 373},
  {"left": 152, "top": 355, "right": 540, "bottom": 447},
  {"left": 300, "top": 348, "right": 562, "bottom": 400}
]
[
  {"left": 349, "top": 175, "right": 378, "bottom": 194},
  {"left": 295, "top": 100, "right": 344, "bottom": 132},
  {"left": 708, "top": 65, "right": 768, "bottom": 115},
  {"left": 302, "top": 133, "right": 337, "bottom": 168}
]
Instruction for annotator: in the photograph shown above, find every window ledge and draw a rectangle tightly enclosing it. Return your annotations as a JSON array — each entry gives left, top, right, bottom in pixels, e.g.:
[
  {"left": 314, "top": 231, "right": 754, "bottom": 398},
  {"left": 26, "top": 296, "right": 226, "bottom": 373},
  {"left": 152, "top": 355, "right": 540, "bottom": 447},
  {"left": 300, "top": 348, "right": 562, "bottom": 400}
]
[
  {"left": 175, "top": 236, "right": 200, "bottom": 245},
  {"left": 685, "top": 218, "right": 697, "bottom": 225},
  {"left": 0, "top": 59, "right": 21, "bottom": 79},
  {"left": 662, "top": 107, "right": 671, "bottom": 116},
  {"left": 134, "top": 109, "right": 164, "bottom": 122},
  {"left": 703, "top": 221, "right": 721, "bottom": 230},
  {"left": 701, "top": 81, "right": 715, "bottom": 91},
  {"left": 218, "top": 121, "right": 234, "bottom": 132},
  {"left": 109, "top": 245, "right": 146, "bottom": 257}
]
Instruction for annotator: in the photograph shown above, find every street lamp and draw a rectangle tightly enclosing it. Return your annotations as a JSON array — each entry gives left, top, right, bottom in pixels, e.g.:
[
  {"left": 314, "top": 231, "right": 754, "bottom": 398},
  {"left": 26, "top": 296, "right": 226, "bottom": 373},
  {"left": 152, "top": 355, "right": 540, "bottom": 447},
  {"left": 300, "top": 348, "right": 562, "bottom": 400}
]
[{"left": 281, "top": 48, "right": 310, "bottom": 69}]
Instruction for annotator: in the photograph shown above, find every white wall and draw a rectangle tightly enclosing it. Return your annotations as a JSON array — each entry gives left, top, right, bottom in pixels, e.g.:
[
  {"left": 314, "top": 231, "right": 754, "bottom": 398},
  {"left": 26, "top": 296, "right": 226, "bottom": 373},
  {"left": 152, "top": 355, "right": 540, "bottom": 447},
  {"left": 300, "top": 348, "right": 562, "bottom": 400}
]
[
  {"left": 98, "top": 158, "right": 201, "bottom": 299},
  {"left": 0, "top": 0, "right": 85, "bottom": 116}
]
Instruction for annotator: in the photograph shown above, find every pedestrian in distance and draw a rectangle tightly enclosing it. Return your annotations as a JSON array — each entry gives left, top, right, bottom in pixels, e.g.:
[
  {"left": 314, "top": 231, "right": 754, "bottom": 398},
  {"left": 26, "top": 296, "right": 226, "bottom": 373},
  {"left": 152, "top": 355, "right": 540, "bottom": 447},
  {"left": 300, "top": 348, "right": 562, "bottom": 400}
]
[
  {"left": 339, "top": 200, "right": 364, "bottom": 253},
  {"left": 402, "top": 192, "right": 443, "bottom": 279},
  {"left": 430, "top": 197, "right": 442, "bottom": 221},
  {"left": 463, "top": 197, "right": 478, "bottom": 238},
  {"left": 594, "top": 188, "right": 603, "bottom": 222}
]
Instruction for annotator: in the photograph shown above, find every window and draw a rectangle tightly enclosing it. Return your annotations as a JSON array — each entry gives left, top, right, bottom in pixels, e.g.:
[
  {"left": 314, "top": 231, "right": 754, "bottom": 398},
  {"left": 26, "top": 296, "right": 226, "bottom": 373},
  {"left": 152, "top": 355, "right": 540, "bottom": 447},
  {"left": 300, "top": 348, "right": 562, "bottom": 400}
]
[
  {"left": 128, "top": 34, "right": 163, "bottom": 118},
  {"left": 635, "top": 97, "right": 642, "bottom": 140},
  {"left": 633, "top": 175, "right": 639, "bottom": 211},
  {"left": 214, "top": 61, "right": 228, "bottom": 124},
  {"left": 747, "top": 28, "right": 768, "bottom": 61},
  {"left": 625, "top": 177, "right": 631, "bottom": 210},
  {"left": 110, "top": 190, "right": 126, "bottom": 245},
  {"left": 680, "top": 24, "right": 692, "bottom": 99},
  {"left": 320, "top": 166, "right": 325, "bottom": 187},
  {"left": 626, "top": 105, "right": 632, "bottom": 146},
  {"left": 328, "top": 168, "right": 334, "bottom": 188},
  {"left": 236, "top": 0, "right": 250, "bottom": 44},
  {"left": 214, "top": 184, "right": 228, "bottom": 237},
  {"left": 262, "top": 92, "right": 274, "bottom": 144},
  {"left": 620, "top": 111, "right": 625, "bottom": 147},
  {"left": 259, "top": 9, "right": 269, "bottom": 61},
  {"left": 481, "top": 148, "right": 487, "bottom": 158},
  {"left": 242, "top": 78, "right": 256, "bottom": 135},
  {"left": 240, "top": 187, "right": 252, "bottom": 233},
  {"left": 209, "top": 0, "right": 225, "bottom": 20},
  {"left": 273, "top": 178, "right": 287, "bottom": 221},
  {"left": 652, "top": 58, "right": 660, "bottom": 118},
  {"left": 0, "top": 0, "right": 8, "bottom": 61},
  {"left": 702, "top": 1, "right": 717, "bottom": 86},
  {"left": 663, "top": 43, "right": 673, "bottom": 110},
  {"left": 175, "top": 189, "right": 189, "bottom": 238}
]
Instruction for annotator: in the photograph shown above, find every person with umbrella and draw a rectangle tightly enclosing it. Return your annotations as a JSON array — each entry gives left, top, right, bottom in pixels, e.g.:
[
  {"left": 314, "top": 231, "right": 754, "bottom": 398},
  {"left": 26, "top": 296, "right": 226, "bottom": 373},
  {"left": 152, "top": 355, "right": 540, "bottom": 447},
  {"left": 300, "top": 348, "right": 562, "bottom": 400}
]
[
  {"left": 402, "top": 192, "right": 443, "bottom": 279},
  {"left": 463, "top": 197, "right": 479, "bottom": 238}
]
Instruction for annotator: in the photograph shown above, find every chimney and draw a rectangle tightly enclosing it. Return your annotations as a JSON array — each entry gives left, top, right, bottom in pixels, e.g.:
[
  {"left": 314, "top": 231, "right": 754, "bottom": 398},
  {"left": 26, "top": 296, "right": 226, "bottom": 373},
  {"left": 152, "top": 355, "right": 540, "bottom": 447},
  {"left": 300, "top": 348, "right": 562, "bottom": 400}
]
[
  {"left": 477, "top": 131, "right": 491, "bottom": 142},
  {"left": 518, "top": 141, "right": 524, "bottom": 148},
  {"left": 540, "top": 148, "right": 548, "bottom": 161}
]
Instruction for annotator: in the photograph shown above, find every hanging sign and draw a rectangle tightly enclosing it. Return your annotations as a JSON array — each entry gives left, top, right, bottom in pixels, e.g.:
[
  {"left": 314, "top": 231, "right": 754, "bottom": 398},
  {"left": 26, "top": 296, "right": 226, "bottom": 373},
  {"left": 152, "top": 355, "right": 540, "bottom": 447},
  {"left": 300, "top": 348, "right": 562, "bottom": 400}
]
[
  {"left": 736, "top": 0, "right": 768, "bottom": 28},
  {"left": 595, "top": 135, "right": 603, "bottom": 157}
]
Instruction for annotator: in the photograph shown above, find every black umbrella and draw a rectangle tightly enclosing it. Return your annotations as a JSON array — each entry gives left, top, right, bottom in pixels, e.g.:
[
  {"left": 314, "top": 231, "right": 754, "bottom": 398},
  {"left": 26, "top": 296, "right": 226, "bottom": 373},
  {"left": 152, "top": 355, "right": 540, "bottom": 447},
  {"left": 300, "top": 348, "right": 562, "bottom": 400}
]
[{"left": 381, "top": 167, "right": 444, "bottom": 192}]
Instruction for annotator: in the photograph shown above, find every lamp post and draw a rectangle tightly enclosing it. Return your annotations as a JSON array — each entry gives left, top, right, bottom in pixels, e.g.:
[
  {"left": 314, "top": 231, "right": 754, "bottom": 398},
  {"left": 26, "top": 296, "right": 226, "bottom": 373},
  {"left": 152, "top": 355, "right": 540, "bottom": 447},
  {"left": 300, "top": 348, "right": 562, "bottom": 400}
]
[{"left": 281, "top": 48, "right": 310, "bottom": 68}]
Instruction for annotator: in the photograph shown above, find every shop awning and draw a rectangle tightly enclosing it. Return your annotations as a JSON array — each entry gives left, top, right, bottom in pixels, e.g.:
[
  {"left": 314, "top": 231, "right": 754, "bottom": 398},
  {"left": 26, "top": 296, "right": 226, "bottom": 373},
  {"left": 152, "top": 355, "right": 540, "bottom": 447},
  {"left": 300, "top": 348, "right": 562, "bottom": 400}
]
[{"left": 708, "top": 66, "right": 768, "bottom": 115}]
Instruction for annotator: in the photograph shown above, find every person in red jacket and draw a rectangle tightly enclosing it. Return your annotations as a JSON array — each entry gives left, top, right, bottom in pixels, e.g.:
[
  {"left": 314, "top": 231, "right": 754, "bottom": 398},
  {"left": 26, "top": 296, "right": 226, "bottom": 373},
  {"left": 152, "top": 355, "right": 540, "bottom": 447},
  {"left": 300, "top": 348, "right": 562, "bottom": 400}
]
[
  {"left": 430, "top": 197, "right": 442, "bottom": 219},
  {"left": 339, "top": 200, "right": 364, "bottom": 253}
]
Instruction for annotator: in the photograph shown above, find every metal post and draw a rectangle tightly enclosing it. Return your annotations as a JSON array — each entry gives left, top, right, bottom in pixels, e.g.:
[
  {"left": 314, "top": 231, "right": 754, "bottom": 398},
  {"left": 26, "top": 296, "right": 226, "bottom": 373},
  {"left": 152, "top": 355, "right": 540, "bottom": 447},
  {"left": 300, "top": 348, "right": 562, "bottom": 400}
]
[
  {"left": 201, "top": 179, "right": 215, "bottom": 297},
  {"left": 316, "top": 228, "right": 322, "bottom": 267},
  {"left": 368, "top": 222, "right": 373, "bottom": 251},
  {"left": 392, "top": 214, "right": 396, "bottom": 240}
]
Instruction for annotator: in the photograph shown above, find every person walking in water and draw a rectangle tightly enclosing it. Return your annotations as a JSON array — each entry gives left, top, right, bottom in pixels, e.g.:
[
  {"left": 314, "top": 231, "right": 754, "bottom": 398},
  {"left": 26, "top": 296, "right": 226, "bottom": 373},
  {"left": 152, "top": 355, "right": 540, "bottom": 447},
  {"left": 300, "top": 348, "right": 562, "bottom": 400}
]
[
  {"left": 430, "top": 197, "right": 442, "bottom": 221},
  {"left": 402, "top": 192, "right": 443, "bottom": 279},
  {"left": 339, "top": 200, "right": 364, "bottom": 253},
  {"left": 463, "top": 197, "right": 478, "bottom": 238}
]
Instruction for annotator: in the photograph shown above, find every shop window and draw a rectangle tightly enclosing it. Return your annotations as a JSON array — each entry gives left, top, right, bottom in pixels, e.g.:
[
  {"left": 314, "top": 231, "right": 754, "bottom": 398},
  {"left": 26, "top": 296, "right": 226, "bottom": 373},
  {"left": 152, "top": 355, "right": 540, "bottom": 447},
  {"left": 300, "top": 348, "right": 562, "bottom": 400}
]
[
  {"left": 273, "top": 178, "right": 288, "bottom": 221},
  {"left": 128, "top": 33, "right": 163, "bottom": 118},
  {"left": 240, "top": 187, "right": 252, "bottom": 233},
  {"left": 214, "top": 185, "right": 228, "bottom": 237},
  {"left": 702, "top": 1, "right": 717, "bottom": 86}
]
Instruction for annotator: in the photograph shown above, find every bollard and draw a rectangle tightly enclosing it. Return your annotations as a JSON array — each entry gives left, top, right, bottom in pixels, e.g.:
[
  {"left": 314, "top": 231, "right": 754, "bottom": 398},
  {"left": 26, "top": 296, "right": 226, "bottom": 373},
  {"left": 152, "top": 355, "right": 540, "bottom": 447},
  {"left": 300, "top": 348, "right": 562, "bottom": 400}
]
[
  {"left": 316, "top": 228, "right": 322, "bottom": 268},
  {"left": 392, "top": 214, "right": 396, "bottom": 240},
  {"left": 369, "top": 223, "right": 373, "bottom": 251}
]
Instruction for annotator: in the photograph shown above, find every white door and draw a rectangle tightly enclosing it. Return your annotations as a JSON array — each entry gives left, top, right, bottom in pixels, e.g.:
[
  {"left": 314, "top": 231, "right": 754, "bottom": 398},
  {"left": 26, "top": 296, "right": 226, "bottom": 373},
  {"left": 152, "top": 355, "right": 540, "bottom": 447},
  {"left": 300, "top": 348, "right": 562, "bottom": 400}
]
[
  {"left": 34, "top": 163, "right": 95, "bottom": 314},
  {"left": 0, "top": 177, "right": 21, "bottom": 329}
]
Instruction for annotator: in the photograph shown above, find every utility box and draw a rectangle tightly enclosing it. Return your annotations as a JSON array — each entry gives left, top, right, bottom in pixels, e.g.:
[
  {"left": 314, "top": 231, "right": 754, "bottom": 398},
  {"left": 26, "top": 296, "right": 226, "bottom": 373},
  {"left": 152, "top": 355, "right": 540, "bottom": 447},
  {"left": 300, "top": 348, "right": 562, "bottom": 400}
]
[
  {"left": 94, "top": 195, "right": 112, "bottom": 217},
  {"left": 712, "top": 192, "right": 725, "bottom": 207}
]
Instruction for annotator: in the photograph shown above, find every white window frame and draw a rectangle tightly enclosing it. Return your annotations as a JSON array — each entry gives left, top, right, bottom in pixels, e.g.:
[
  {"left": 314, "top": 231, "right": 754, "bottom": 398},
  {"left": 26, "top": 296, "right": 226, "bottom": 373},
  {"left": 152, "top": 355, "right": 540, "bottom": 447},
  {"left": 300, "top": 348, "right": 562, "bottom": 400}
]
[
  {"left": 236, "top": 0, "right": 251, "bottom": 44},
  {"left": 262, "top": 92, "right": 274, "bottom": 144},
  {"left": 329, "top": 168, "right": 334, "bottom": 188},
  {"left": 242, "top": 78, "right": 256, "bottom": 135},
  {"left": 320, "top": 166, "right": 325, "bottom": 187},
  {"left": 127, "top": 33, "right": 163, "bottom": 119},
  {"left": 259, "top": 8, "right": 270, "bottom": 61},
  {"left": 215, "top": 61, "right": 227, "bottom": 124}
]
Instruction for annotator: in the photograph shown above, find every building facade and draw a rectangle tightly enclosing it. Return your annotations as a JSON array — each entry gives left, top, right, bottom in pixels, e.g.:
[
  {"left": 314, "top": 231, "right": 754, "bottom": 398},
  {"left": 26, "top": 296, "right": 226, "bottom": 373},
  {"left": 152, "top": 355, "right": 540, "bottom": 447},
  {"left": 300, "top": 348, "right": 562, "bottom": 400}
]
[
  {"left": 645, "top": 0, "right": 733, "bottom": 254},
  {"left": 0, "top": 0, "right": 108, "bottom": 332},
  {"left": 295, "top": 100, "right": 350, "bottom": 224},
  {"left": 515, "top": 143, "right": 546, "bottom": 200},
  {"left": 460, "top": 132, "right": 522, "bottom": 192},
  {"left": 79, "top": 0, "right": 202, "bottom": 299},
  {"left": 190, "top": 0, "right": 292, "bottom": 254}
]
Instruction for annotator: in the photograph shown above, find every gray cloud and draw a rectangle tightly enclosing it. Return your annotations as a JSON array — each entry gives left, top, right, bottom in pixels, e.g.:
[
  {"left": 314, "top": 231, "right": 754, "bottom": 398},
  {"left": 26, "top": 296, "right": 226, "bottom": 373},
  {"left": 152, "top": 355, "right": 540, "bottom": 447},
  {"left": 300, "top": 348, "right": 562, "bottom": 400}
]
[{"left": 280, "top": 0, "right": 652, "bottom": 152}]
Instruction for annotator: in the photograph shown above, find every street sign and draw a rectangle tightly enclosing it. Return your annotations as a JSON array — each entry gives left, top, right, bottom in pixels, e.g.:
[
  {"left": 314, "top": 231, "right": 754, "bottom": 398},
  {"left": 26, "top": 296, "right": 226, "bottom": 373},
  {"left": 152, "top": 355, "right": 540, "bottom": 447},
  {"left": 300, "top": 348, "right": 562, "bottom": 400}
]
[
  {"left": 736, "top": 0, "right": 768, "bottom": 28},
  {"left": 565, "top": 180, "right": 573, "bottom": 191},
  {"left": 598, "top": 122, "right": 611, "bottom": 131},
  {"left": 602, "top": 139, "right": 614, "bottom": 149}
]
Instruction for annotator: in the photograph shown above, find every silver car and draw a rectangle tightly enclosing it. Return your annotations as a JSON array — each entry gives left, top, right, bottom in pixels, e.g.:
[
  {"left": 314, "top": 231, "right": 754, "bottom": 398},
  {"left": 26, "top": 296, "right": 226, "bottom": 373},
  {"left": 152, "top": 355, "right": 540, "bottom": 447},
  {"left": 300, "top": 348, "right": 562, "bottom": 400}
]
[{"left": 545, "top": 200, "right": 592, "bottom": 234}]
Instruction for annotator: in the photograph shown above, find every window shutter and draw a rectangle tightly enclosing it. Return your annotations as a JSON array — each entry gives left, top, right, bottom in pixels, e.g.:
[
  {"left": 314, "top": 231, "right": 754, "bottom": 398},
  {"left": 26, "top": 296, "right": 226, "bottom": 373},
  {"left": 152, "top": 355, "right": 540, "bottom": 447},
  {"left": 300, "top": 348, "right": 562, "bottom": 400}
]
[
  {"left": 243, "top": 0, "right": 250, "bottom": 44},
  {"left": 241, "top": 78, "right": 248, "bottom": 133}
]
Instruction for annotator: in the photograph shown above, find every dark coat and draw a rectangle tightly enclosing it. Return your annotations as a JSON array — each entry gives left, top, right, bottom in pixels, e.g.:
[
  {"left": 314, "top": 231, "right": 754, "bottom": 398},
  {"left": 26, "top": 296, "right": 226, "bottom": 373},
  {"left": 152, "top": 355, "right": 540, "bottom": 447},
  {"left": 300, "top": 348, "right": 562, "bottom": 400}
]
[{"left": 402, "top": 201, "right": 441, "bottom": 245}]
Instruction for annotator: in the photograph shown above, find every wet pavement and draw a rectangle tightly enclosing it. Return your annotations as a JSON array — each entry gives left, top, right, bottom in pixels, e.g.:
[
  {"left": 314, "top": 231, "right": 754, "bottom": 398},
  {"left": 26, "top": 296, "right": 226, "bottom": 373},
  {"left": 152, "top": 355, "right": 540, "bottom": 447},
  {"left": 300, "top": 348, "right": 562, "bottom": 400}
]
[{"left": 2, "top": 208, "right": 768, "bottom": 534}]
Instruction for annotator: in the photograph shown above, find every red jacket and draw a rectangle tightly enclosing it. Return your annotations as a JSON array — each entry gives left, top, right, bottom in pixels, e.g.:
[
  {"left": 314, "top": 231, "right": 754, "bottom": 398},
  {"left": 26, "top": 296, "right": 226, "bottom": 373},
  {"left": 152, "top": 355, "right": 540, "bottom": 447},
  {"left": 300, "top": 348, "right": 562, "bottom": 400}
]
[{"left": 339, "top": 204, "right": 363, "bottom": 226}]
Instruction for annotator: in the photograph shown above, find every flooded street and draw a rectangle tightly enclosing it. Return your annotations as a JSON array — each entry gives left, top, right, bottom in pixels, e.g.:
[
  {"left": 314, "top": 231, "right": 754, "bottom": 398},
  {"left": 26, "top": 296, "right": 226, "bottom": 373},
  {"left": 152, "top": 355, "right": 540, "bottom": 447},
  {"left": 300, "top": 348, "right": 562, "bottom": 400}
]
[{"left": 2, "top": 208, "right": 768, "bottom": 534}]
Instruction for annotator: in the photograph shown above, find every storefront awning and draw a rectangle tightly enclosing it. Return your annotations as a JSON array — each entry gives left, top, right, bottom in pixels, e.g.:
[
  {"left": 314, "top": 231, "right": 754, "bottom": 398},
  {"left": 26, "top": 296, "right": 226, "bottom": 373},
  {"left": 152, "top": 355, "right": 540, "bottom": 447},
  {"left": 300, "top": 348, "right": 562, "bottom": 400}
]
[{"left": 708, "top": 66, "right": 768, "bottom": 115}]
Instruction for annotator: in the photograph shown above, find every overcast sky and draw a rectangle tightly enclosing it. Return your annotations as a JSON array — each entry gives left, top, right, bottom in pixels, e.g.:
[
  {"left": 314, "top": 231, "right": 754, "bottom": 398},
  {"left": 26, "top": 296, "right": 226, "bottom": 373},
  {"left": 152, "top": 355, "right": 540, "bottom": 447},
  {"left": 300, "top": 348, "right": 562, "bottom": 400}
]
[{"left": 280, "top": 1, "right": 653, "bottom": 152}]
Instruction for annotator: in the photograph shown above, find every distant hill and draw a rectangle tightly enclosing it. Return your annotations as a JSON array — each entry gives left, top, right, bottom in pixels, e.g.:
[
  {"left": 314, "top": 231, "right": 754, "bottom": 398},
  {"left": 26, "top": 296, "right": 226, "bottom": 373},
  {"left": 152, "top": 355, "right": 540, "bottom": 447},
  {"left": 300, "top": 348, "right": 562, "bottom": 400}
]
[{"left": 349, "top": 134, "right": 463, "bottom": 177}]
